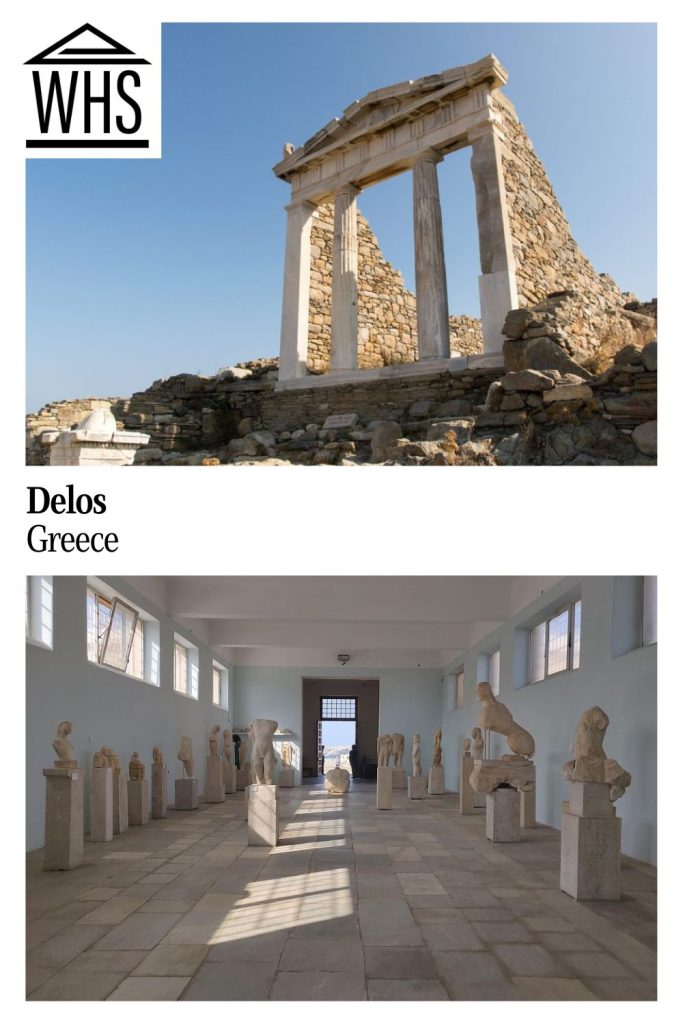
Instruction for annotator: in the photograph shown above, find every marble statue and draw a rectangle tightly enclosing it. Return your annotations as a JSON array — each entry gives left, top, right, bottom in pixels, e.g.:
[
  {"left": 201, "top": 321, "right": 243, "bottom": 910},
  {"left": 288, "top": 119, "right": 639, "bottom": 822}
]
[
  {"left": 177, "top": 736, "right": 194, "bottom": 778},
  {"left": 92, "top": 750, "right": 107, "bottom": 768},
  {"left": 223, "top": 730, "right": 233, "bottom": 765},
  {"left": 53, "top": 721, "right": 77, "bottom": 768},
  {"left": 463, "top": 737, "right": 472, "bottom": 755},
  {"left": 209, "top": 724, "right": 221, "bottom": 758},
  {"left": 281, "top": 742, "right": 293, "bottom": 767},
  {"left": 100, "top": 746, "right": 120, "bottom": 771},
  {"left": 561, "top": 706, "right": 632, "bottom": 801},
  {"left": 391, "top": 733, "right": 405, "bottom": 768},
  {"left": 129, "top": 752, "right": 145, "bottom": 781},
  {"left": 325, "top": 767, "right": 350, "bottom": 794},
  {"left": 432, "top": 729, "right": 442, "bottom": 766},
  {"left": 412, "top": 734, "right": 422, "bottom": 776},
  {"left": 476, "top": 682, "right": 535, "bottom": 758},
  {"left": 250, "top": 719, "right": 278, "bottom": 785},
  {"left": 376, "top": 734, "right": 393, "bottom": 767},
  {"left": 471, "top": 727, "right": 485, "bottom": 760},
  {"left": 152, "top": 747, "right": 165, "bottom": 765}
]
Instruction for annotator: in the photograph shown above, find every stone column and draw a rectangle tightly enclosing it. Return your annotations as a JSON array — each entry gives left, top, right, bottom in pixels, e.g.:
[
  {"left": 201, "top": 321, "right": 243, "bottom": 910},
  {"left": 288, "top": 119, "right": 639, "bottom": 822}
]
[
  {"left": 279, "top": 199, "right": 317, "bottom": 381},
  {"left": 330, "top": 185, "right": 360, "bottom": 371},
  {"left": 413, "top": 152, "right": 450, "bottom": 360},
  {"left": 470, "top": 126, "right": 518, "bottom": 352}
]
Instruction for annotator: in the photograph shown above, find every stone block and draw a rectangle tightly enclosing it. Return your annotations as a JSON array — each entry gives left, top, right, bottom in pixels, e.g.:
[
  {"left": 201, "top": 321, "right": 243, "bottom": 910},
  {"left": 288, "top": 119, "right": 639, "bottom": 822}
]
[
  {"left": 43, "top": 768, "right": 84, "bottom": 870},
  {"left": 325, "top": 768, "right": 350, "bottom": 794},
  {"left": 408, "top": 775, "right": 428, "bottom": 800},
  {"left": 569, "top": 781, "right": 615, "bottom": 819},
  {"left": 543, "top": 383, "right": 593, "bottom": 404},
  {"left": 391, "top": 767, "right": 407, "bottom": 790},
  {"left": 151, "top": 763, "right": 167, "bottom": 819},
  {"left": 204, "top": 757, "right": 225, "bottom": 804},
  {"left": 247, "top": 784, "right": 279, "bottom": 846},
  {"left": 128, "top": 779, "right": 149, "bottom": 826},
  {"left": 428, "top": 765, "right": 445, "bottom": 795},
  {"left": 235, "top": 768, "right": 250, "bottom": 791},
  {"left": 90, "top": 766, "right": 113, "bottom": 842},
  {"left": 501, "top": 369, "right": 554, "bottom": 392},
  {"left": 278, "top": 767, "right": 294, "bottom": 788},
  {"left": 632, "top": 420, "right": 656, "bottom": 456},
  {"left": 376, "top": 766, "right": 393, "bottom": 809},
  {"left": 560, "top": 811, "right": 621, "bottom": 900},
  {"left": 520, "top": 787, "right": 536, "bottom": 828},
  {"left": 174, "top": 778, "right": 199, "bottom": 811},
  {"left": 223, "top": 761, "right": 237, "bottom": 794},
  {"left": 112, "top": 770, "right": 128, "bottom": 835},
  {"left": 459, "top": 755, "right": 475, "bottom": 815},
  {"left": 486, "top": 788, "right": 520, "bottom": 843}
]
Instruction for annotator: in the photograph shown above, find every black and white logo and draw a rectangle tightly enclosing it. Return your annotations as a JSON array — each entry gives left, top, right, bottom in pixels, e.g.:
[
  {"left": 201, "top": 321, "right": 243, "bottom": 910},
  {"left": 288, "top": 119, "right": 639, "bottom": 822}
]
[{"left": 25, "top": 22, "right": 161, "bottom": 157}]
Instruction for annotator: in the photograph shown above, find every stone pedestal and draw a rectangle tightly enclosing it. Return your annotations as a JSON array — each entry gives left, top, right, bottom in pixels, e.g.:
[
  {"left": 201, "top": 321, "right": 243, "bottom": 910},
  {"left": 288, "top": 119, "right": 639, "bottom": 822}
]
[
  {"left": 413, "top": 152, "right": 450, "bottom": 360},
  {"left": 43, "top": 768, "right": 83, "bottom": 870},
  {"left": 459, "top": 754, "right": 475, "bottom": 814},
  {"left": 174, "top": 778, "right": 199, "bottom": 811},
  {"left": 391, "top": 767, "right": 407, "bottom": 790},
  {"left": 205, "top": 757, "right": 225, "bottom": 803},
  {"left": 279, "top": 767, "right": 294, "bottom": 788},
  {"left": 151, "top": 763, "right": 167, "bottom": 819},
  {"left": 127, "top": 779, "right": 149, "bottom": 826},
  {"left": 376, "top": 766, "right": 393, "bottom": 809},
  {"left": 90, "top": 765, "right": 113, "bottom": 842},
  {"left": 561, "top": 782, "right": 621, "bottom": 900},
  {"left": 235, "top": 768, "right": 250, "bottom": 791},
  {"left": 330, "top": 185, "right": 360, "bottom": 371},
  {"left": 247, "top": 784, "right": 279, "bottom": 846},
  {"left": 48, "top": 408, "right": 149, "bottom": 466},
  {"left": 223, "top": 761, "right": 237, "bottom": 794},
  {"left": 428, "top": 765, "right": 445, "bottom": 795},
  {"left": 520, "top": 788, "right": 536, "bottom": 828},
  {"left": 408, "top": 775, "right": 428, "bottom": 800},
  {"left": 486, "top": 788, "right": 521, "bottom": 843},
  {"left": 112, "top": 770, "right": 128, "bottom": 835}
]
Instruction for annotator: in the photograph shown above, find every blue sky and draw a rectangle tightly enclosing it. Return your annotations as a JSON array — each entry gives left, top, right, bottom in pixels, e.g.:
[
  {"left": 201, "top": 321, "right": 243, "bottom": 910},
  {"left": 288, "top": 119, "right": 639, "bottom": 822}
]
[{"left": 26, "top": 22, "right": 656, "bottom": 411}]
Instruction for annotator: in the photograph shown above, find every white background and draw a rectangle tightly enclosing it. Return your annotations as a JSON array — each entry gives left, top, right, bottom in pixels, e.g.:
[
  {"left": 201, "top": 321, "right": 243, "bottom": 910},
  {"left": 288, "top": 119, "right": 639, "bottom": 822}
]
[{"left": 3, "top": 1, "right": 678, "bottom": 1019}]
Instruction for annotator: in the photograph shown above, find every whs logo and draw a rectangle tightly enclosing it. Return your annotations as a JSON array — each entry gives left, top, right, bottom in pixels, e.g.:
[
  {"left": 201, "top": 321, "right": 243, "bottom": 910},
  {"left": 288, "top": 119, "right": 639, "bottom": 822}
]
[{"left": 25, "top": 22, "right": 161, "bottom": 157}]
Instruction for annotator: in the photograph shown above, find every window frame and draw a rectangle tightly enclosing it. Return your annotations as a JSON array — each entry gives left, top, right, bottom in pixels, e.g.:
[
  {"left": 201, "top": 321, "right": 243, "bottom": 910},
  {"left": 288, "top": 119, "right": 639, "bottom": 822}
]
[
  {"left": 527, "top": 598, "right": 582, "bottom": 685},
  {"left": 174, "top": 636, "right": 199, "bottom": 700},
  {"left": 319, "top": 696, "right": 358, "bottom": 721},
  {"left": 26, "top": 575, "right": 54, "bottom": 650},
  {"left": 99, "top": 597, "right": 139, "bottom": 673},
  {"left": 212, "top": 661, "right": 229, "bottom": 709},
  {"left": 86, "top": 581, "right": 158, "bottom": 686}
]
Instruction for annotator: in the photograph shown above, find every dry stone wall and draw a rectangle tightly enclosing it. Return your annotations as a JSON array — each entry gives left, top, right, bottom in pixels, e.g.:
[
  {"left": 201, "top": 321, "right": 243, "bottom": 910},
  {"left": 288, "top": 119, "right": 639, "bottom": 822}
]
[{"left": 307, "top": 203, "right": 482, "bottom": 372}]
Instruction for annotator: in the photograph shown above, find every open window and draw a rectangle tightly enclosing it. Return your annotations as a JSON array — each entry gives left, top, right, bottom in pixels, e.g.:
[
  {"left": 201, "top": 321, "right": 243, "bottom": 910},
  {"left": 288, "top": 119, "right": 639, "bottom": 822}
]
[
  {"left": 527, "top": 599, "right": 581, "bottom": 684},
  {"left": 174, "top": 636, "right": 199, "bottom": 699},
  {"left": 87, "top": 580, "right": 160, "bottom": 685}
]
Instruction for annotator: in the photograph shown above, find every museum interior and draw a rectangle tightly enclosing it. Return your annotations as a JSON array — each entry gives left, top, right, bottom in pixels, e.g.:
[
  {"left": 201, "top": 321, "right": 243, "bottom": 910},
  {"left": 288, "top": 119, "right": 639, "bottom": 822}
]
[{"left": 25, "top": 575, "right": 657, "bottom": 1001}]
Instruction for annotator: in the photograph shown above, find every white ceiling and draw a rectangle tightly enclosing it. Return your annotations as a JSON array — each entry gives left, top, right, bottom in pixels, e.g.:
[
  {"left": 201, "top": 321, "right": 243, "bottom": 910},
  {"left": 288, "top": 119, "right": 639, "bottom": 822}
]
[{"left": 121, "top": 576, "right": 563, "bottom": 669}]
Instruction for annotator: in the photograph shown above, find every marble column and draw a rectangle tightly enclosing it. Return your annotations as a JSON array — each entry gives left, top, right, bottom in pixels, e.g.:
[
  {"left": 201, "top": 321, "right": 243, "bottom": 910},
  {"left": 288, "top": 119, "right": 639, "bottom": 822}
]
[
  {"left": 279, "top": 199, "right": 316, "bottom": 381},
  {"left": 470, "top": 126, "right": 518, "bottom": 352},
  {"left": 413, "top": 152, "right": 450, "bottom": 360},
  {"left": 330, "top": 184, "right": 360, "bottom": 371}
]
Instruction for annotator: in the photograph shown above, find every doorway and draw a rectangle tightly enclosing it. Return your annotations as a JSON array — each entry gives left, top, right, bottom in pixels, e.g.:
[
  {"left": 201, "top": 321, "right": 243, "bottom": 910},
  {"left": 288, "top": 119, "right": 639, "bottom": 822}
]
[{"left": 302, "top": 678, "right": 379, "bottom": 779}]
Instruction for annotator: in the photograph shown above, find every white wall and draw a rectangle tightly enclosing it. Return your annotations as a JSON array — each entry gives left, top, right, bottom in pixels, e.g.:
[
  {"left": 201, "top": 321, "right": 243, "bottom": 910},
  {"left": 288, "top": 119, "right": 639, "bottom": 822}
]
[
  {"left": 441, "top": 576, "right": 657, "bottom": 865},
  {"left": 233, "top": 665, "right": 443, "bottom": 784},
  {"left": 26, "top": 576, "right": 232, "bottom": 851}
]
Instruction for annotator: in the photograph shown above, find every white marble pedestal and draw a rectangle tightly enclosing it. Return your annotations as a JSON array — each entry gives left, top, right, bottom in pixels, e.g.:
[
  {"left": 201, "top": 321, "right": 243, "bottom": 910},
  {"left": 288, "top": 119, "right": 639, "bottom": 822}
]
[
  {"left": 235, "top": 768, "right": 250, "bottom": 791},
  {"left": 279, "top": 767, "right": 294, "bottom": 788},
  {"left": 561, "top": 782, "right": 620, "bottom": 900},
  {"left": 223, "top": 761, "right": 237, "bottom": 794},
  {"left": 43, "top": 768, "right": 83, "bottom": 870},
  {"left": 205, "top": 757, "right": 225, "bottom": 803},
  {"left": 460, "top": 754, "right": 475, "bottom": 814},
  {"left": 486, "top": 788, "right": 521, "bottom": 842},
  {"left": 90, "top": 765, "right": 113, "bottom": 842},
  {"left": 112, "top": 770, "right": 128, "bottom": 835},
  {"left": 247, "top": 784, "right": 279, "bottom": 846},
  {"left": 175, "top": 778, "right": 199, "bottom": 810},
  {"left": 376, "top": 766, "right": 393, "bottom": 809},
  {"left": 428, "top": 765, "right": 445, "bottom": 795},
  {"left": 408, "top": 775, "right": 428, "bottom": 799},
  {"left": 128, "top": 779, "right": 149, "bottom": 826},
  {"left": 151, "top": 763, "right": 167, "bottom": 819},
  {"left": 391, "top": 767, "right": 407, "bottom": 790}
]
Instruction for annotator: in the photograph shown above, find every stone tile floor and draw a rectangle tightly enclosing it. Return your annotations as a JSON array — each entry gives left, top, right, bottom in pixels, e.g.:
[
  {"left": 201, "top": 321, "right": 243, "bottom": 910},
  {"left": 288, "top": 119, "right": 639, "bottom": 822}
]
[{"left": 26, "top": 781, "right": 656, "bottom": 1000}]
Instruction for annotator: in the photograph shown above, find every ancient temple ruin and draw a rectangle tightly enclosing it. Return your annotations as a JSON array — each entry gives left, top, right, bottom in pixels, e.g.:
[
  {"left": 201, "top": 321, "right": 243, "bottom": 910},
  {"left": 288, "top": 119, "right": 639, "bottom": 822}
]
[{"left": 273, "top": 55, "right": 625, "bottom": 387}]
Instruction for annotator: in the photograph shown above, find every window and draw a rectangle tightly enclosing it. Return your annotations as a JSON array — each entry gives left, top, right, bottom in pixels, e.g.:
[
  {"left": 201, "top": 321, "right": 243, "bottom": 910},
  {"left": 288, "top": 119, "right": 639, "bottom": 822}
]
[
  {"left": 527, "top": 599, "right": 581, "bottom": 683},
  {"left": 26, "top": 575, "right": 53, "bottom": 649},
  {"left": 489, "top": 650, "right": 500, "bottom": 695},
  {"left": 642, "top": 576, "right": 657, "bottom": 646},
  {"left": 87, "top": 581, "right": 159, "bottom": 685},
  {"left": 612, "top": 577, "right": 657, "bottom": 656},
  {"left": 174, "top": 637, "right": 198, "bottom": 699},
  {"left": 445, "top": 674, "right": 456, "bottom": 712},
  {"left": 455, "top": 668, "right": 465, "bottom": 709},
  {"left": 212, "top": 663, "right": 228, "bottom": 709},
  {"left": 320, "top": 697, "right": 357, "bottom": 720}
]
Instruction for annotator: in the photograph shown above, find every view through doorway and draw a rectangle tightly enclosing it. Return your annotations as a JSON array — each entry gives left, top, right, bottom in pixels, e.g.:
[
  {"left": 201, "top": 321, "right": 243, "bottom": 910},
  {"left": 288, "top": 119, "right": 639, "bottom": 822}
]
[
  {"left": 302, "top": 678, "right": 379, "bottom": 779},
  {"left": 319, "top": 696, "right": 357, "bottom": 774}
]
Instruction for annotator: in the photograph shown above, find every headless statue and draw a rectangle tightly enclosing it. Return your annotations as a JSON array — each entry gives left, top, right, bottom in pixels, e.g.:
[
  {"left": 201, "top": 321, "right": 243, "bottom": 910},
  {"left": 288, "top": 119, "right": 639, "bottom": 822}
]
[
  {"left": 250, "top": 719, "right": 278, "bottom": 785},
  {"left": 223, "top": 730, "right": 233, "bottom": 765},
  {"left": 208, "top": 724, "right": 221, "bottom": 758},
  {"left": 432, "top": 729, "right": 442, "bottom": 766},
  {"left": 177, "top": 736, "right": 194, "bottom": 778},
  {"left": 476, "top": 682, "right": 535, "bottom": 758},
  {"left": 412, "top": 734, "right": 422, "bottom": 776},
  {"left": 391, "top": 733, "right": 405, "bottom": 768},
  {"left": 376, "top": 734, "right": 393, "bottom": 767}
]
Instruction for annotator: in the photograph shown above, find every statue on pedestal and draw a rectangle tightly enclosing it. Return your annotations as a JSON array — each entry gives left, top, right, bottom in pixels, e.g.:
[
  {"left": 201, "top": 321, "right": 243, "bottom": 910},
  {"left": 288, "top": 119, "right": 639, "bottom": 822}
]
[
  {"left": 471, "top": 726, "right": 485, "bottom": 760},
  {"left": 412, "top": 734, "right": 422, "bottom": 777},
  {"left": 377, "top": 734, "right": 393, "bottom": 767},
  {"left": 52, "top": 721, "right": 77, "bottom": 768},
  {"left": 476, "top": 682, "right": 534, "bottom": 758},
  {"left": 101, "top": 746, "right": 121, "bottom": 772},
  {"left": 391, "top": 733, "right": 405, "bottom": 768},
  {"left": 129, "top": 752, "right": 145, "bottom": 781},
  {"left": 432, "top": 729, "right": 442, "bottom": 766},
  {"left": 152, "top": 747, "right": 165, "bottom": 765},
  {"left": 223, "top": 730, "right": 233, "bottom": 765},
  {"left": 561, "top": 706, "right": 631, "bottom": 801},
  {"left": 208, "top": 724, "right": 221, "bottom": 759},
  {"left": 177, "top": 736, "right": 194, "bottom": 778},
  {"left": 250, "top": 719, "right": 278, "bottom": 785},
  {"left": 92, "top": 750, "right": 107, "bottom": 769}
]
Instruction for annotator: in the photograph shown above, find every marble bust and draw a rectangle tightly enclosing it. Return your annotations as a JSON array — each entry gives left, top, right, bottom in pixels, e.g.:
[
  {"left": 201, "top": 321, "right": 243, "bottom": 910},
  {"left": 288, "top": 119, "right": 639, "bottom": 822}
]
[
  {"left": 562, "top": 706, "right": 632, "bottom": 801},
  {"left": 92, "top": 750, "right": 107, "bottom": 769},
  {"left": 100, "top": 746, "right": 120, "bottom": 772},
  {"left": 52, "top": 721, "right": 77, "bottom": 768},
  {"left": 152, "top": 746, "right": 165, "bottom": 765},
  {"left": 129, "top": 752, "right": 145, "bottom": 781}
]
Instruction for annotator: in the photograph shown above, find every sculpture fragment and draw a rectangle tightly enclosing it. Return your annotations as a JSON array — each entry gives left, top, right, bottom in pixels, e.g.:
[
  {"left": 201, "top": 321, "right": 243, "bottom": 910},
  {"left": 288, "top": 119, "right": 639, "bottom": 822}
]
[{"left": 561, "top": 706, "right": 631, "bottom": 801}]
